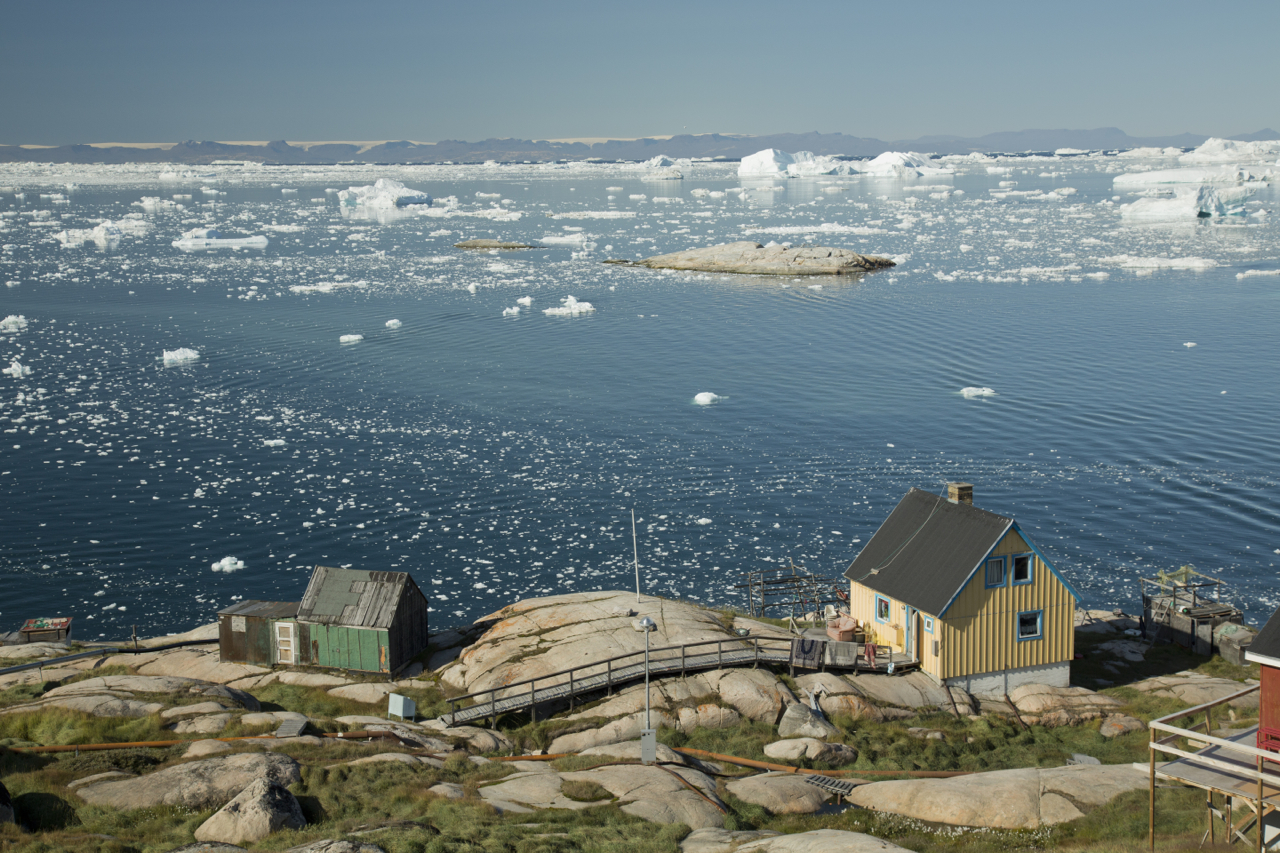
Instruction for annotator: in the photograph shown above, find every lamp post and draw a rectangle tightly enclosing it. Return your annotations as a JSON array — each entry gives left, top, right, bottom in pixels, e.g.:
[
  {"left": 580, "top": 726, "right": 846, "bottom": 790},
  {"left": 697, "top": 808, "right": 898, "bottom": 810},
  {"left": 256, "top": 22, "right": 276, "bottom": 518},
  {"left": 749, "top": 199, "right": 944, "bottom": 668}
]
[{"left": 637, "top": 615, "right": 657, "bottom": 764}]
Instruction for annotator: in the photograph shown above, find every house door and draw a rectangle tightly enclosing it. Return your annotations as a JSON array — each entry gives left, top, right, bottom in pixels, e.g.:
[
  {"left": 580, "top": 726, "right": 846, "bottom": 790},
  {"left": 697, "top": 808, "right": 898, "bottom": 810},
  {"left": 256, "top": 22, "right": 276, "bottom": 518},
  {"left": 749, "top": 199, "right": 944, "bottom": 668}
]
[{"left": 276, "top": 622, "right": 294, "bottom": 665}]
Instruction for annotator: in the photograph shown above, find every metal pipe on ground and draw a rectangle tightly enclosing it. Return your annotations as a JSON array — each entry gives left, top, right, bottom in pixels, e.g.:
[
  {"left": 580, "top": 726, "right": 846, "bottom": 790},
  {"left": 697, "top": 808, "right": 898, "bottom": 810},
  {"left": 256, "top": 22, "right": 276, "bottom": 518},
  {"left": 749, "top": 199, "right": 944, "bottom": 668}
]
[{"left": 492, "top": 748, "right": 972, "bottom": 779}]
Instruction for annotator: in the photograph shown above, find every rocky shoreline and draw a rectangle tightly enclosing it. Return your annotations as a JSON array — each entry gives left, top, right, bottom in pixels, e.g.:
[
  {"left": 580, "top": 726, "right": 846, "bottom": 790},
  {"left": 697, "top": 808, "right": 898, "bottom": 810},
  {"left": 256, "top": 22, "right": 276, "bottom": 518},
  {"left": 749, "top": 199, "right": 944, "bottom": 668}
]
[{"left": 0, "top": 590, "right": 1261, "bottom": 852}]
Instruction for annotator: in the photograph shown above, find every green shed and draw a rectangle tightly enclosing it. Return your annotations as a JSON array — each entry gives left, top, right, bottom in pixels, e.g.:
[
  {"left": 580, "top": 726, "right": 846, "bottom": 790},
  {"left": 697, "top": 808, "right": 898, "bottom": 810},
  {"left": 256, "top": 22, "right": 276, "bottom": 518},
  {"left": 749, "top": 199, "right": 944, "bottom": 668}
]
[{"left": 292, "top": 566, "right": 430, "bottom": 675}]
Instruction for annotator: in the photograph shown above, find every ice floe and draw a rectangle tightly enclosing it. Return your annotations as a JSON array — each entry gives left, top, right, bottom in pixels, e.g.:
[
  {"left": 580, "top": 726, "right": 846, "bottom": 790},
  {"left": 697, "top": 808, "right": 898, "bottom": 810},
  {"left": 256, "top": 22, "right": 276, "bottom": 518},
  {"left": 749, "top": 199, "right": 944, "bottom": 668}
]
[
  {"left": 210, "top": 556, "right": 245, "bottom": 573},
  {"left": 172, "top": 228, "right": 269, "bottom": 251},
  {"left": 543, "top": 295, "right": 595, "bottom": 316},
  {"left": 161, "top": 348, "right": 200, "bottom": 366},
  {"left": 1099, "top": 255, "right": 1219, "bottom": 270},
  {"left": 55, "top": 222, "right": 123, "bottom": 249},
  {"left": 516, "top": 296, "right": 532, "bottom": 307},
  {"left": 290, "top": 281, "right": 367, "bottom": 294},
  {"left": 1184, "top": 342, "right": 1197, "bottom": 348},
  {"left": 693, "top": 392, "right": 723, "bottom": 405},
  {"left": 3, "top": 359, "right": 32, "bottom": 379},
  {"left": 385, "top": 319, "right": 403, "bottom": 329},
  {"left": 0, "top": 314, "right": 28, "bottom": 334},
  {"left": 1237, "top": 269, "right": 1280, "bottom": 279},
  {"left": 961, "top": 387, "right": 996, "bottom": 398},
  {"left": 1120, "top": 184, "right": 1257, "bottom": 219},
  {"left": 339, "top": 334, "right": 364, "bottom": 343},
  {"left": 502, "top": 306, "right": 520, "bottom": 316},
  {"left": 1114, "top": 167, "right": 1266, "bottom": 186},
  {"left": 337, "top": 178, "right": 432, "bottom": 209}
]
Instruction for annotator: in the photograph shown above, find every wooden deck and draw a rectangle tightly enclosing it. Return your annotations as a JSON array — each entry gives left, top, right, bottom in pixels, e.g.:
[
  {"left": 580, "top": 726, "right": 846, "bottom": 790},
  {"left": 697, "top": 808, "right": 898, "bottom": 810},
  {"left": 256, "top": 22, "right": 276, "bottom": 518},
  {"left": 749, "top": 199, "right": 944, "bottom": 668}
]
[{"left": 444, "top": 635, "right": 916, "bottom": 727}]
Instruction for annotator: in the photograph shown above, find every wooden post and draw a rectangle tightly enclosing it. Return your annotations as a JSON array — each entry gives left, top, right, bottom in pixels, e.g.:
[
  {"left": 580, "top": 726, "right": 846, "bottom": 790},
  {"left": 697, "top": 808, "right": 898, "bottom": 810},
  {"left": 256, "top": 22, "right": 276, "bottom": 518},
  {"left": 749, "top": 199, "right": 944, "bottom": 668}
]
[
  {"left": 1149, "top": 727, "right": 1156, "bottom": 852},
  {"left": 1258, "top": 754, "right": 1264, "bottom": 853},
  {"left": 449, "top": 699, "right": 456, "bottom": 727},
  {"left": 717, "top": 641, "right": 722, "bottom": 670},
  {"left": 569, "top": 670, "right": 575, "bottom": 709},
  {"left": 491, "top": 692, "right": 497, "bottom": 729},
  {"left": 607, "top": 658, "right": 612, "bottom": 696},
  {"left": 681, "top": 645, "right": 686, "bottom": 677},
  {"left": 530, "top": 681, "right": 537, "bottom": 724},
  {"left": 753, "top": 638, "right": 759, "bottom": 669}
]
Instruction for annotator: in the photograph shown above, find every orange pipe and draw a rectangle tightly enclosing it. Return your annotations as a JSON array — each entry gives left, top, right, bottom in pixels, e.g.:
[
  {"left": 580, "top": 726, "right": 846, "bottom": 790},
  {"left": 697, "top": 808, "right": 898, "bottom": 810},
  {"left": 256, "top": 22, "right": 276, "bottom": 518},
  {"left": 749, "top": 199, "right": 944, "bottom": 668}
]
[{"left": 672, "top": 747, "right": 973, "bottom": 778}]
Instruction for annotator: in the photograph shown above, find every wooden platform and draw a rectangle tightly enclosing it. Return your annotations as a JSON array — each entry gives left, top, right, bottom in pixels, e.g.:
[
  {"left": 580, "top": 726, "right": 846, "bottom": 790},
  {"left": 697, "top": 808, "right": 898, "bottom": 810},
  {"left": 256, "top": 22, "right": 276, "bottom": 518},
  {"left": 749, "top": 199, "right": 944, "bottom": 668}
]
[{"left": 1158, "top": 726, "right": 1280, "bottom": 806}]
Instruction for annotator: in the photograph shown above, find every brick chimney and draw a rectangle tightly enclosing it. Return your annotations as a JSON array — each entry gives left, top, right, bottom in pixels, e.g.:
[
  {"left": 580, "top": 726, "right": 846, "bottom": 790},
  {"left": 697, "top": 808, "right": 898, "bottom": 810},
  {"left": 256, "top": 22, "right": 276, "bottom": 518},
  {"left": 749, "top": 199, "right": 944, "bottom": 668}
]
[{"left": 947, "top": 482, "right": 973, "bottom": 505}]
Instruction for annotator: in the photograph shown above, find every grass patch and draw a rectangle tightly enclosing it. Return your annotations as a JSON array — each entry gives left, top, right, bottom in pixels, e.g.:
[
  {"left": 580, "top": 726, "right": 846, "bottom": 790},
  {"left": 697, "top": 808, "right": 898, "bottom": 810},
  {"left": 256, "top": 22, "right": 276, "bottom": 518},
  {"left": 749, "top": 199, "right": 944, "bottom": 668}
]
[
  {"left": 561, "top": 779, "right": 614, "bottom": 802},
  {"left": 0, "top": 707, "right": 172, "bottom": 747}
]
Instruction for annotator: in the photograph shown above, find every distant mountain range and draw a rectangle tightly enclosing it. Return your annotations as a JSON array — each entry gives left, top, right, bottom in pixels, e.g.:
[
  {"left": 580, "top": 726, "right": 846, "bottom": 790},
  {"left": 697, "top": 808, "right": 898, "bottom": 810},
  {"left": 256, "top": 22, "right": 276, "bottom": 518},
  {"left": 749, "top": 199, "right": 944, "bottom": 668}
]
[{"left": 2, "top": 127, "right": 1277, "bottom": 165}]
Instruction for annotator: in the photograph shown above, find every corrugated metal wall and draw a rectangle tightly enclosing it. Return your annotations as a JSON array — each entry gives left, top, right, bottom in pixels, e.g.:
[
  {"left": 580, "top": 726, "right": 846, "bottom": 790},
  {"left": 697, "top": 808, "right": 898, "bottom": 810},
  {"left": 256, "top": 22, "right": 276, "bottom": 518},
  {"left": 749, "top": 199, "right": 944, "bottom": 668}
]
[
  {"left": 218, "top": 614, "right": 277, "bottom": 665},
  {"left": 939, "top": 529, "right": 1075, "bottom": 681}
]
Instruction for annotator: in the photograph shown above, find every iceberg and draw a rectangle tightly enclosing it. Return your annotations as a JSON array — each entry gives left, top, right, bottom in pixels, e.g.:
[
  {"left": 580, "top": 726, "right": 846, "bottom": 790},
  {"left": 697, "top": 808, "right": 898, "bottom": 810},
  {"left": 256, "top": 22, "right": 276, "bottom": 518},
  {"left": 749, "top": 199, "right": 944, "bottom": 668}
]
[
  {"left": 162, "top": 348, "right": 200, "bottom": 366},
  {"left": 385, "top": 319, "right": 403, "bottom": 329},
  {"left": 339, "top": 334, "right": 364, "bottom": 344},
  {"left": 738, "top": 149, "right": 857, "bottom": 178},
  {"left": 1181, "top": 137, "right": 1280, "bottom": 164},
  {"left": 337, "top": 178, "right": 432, "bottom": 210},
  {"left": 1114, "top": 166, "right": 1263, "bottom": 186},
  {"left": 693, "top": 392, "right": 723, "bottom": 405},
  {"left": 55, "top": 222, "right": 123, "bottom": 249},
  {"left": 1120, "top": 184, "right": 1256, "bottom": 219},
  {"left": 860, "top": 151, "right": 952, "bottom": 178},
  {"left": 172, "top": 228, "right": 269, "bottom": 251},
  {"left": 543, "top": 295, "right": 595, "bottom": 317},
  {"left": 0, "top": 314, "right": 29, "bottom": 334},
  {"left": 961, "top": 387, "right": 996, "bottom": 398}
]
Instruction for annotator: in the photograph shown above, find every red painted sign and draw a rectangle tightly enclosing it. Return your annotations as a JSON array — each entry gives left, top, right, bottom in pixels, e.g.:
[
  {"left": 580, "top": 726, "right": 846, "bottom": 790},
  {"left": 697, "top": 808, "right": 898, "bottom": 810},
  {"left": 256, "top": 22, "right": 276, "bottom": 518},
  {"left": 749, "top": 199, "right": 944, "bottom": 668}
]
[{"left": 21, "top": 617, "right": 72, "bottom": 632}]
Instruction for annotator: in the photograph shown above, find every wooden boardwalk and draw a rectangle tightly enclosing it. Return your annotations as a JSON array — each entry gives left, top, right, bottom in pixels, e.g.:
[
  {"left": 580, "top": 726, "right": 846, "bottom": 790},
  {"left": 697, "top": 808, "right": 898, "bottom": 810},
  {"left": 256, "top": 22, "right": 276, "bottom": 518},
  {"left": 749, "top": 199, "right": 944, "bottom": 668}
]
[{"left": 444, "top": 636, "right": 915, "bottom": 727}]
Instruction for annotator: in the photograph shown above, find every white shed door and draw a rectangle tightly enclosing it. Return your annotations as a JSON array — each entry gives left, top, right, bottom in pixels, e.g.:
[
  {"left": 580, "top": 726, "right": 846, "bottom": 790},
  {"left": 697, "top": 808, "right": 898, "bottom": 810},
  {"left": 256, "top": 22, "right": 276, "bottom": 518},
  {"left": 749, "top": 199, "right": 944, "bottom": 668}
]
[{"left": 276, "top": 622, "right": 294, "bottom": 665}]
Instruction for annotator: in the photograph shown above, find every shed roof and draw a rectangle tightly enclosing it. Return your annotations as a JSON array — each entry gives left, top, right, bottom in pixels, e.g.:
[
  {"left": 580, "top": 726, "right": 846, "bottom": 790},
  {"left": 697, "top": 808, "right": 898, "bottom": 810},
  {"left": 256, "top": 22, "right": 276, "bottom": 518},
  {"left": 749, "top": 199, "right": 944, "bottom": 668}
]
[
  {"left": 1249, "top": 607, "right": 1280, "bottom": 664},
  {"left": 296, "top": 566, "right": 415, "bottom": 629},
  {"left": 217, "top": 601, "right": 299, "bottom": 619},
  {"left": 843, "top": 487, "right": 1014, "bottom": 616}
]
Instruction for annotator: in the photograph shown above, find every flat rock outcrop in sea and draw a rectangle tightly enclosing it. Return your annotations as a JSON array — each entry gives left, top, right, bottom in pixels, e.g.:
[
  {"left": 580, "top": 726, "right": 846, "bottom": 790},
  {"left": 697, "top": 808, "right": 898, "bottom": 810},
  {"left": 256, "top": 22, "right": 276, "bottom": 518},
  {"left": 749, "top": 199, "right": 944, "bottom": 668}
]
[{"left": 610, "top": 241, "right": 895, "bottom": 276}]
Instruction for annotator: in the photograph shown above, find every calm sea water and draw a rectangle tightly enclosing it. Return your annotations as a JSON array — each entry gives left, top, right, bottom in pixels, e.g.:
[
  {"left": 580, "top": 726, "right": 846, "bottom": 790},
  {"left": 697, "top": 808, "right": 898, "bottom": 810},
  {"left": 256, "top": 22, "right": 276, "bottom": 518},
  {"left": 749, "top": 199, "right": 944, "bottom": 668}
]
[{"left": 1, "top": 157, "right": 1278, "bottom": 640}]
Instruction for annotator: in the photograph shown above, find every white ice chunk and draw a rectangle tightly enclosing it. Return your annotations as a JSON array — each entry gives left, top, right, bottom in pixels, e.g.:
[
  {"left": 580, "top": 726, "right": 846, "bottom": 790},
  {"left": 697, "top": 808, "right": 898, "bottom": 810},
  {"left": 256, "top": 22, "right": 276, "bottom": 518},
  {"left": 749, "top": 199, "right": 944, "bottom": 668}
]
[
  {"left": 337, "top": 178, "right": 432, "bottom": 209},
  {"left": 543, "top": 295, "right": 595, "bottom": 316},
  {"left": 263, "top": 439, "right": 286, "bottom": 447},
  {"left": 339, "top": 334, "right": 364, "bottom": 344},
  {"left": 385, "top": 319, "right": 403, "bottom": 329},
  {"left": 1099, "top": 255, "right": 1219, "bottom": 270},
  {"left": 211, "top": 556, "right": 245, "bottom": 573},
  {"left": 56, "top": 221, "right": 123, "bottom": 249},
  {"left": 502, "top": 306, "right": 520, "bottom": 316},
  {"left": 516, "top": 296, "right": 532, "bottom": 306},
  {"left": 172, "top": 228, "right": 269, "bottom": 250},
  {"left": 860, "top": 151, "right": 952, "bottom": 178},
  {"left": 696, "top": 518, "right": 713, "bottom": 525},
  {"left": 693, "top": 392, "right": 723, "bottom": 405},
  {"left": 3, "top": 359, "right": 32, "bottom": 378},
  {"left": 960, "top": 387, "right": 997, "bottom": 398},
  {"left": 1184, "top": 342, "right": 1197, "bottom": 347},
  {"left": 1114, "top": 167, "right": 1263, "bottom": 186},
  {"left": 1120, "top": 184, "right": 1257, "bottom": 219},
  {"left": 1237, "top": 269, "right": 1280, "bottom": 279},
  {"left": 1180, "top": 137, "right": 1280, "bottom": 164},
  {"left": 738, "top": 148, "right": 858, "bottom": 178},
  {"left": 162, "top": 347, "right": 200, "bottom": 366},
  {"left": 0, "top": 314, "right": 29, "bottom": 334}
]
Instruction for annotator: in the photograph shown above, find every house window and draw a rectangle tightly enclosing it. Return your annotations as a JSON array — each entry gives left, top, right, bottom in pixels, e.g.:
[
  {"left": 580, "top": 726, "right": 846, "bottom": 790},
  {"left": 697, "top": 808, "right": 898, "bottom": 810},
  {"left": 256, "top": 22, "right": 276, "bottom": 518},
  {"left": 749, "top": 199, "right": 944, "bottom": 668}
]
[
  {"left": 922, "top": 616, "right": 934, "bottom": 633},
  {"left": 1017, "top": 610, "right": 1043, "bottom": 641},
  {"left": 1012, "top": 554, "right": 1033, "bottom": 585},
  {"left": 985, "top": 557, "right": 1006, "bottom": 588},
  {"left": 875, "top": 595, "right": 891, "bottom": 623}
]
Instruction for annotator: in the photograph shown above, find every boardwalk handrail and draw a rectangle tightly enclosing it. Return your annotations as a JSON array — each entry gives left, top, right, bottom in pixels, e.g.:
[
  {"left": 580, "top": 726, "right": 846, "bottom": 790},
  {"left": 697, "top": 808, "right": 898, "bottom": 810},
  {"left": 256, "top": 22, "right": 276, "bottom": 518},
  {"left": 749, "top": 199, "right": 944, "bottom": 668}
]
[
  {"left": 446, "top": 635, "right": 794, "bottom": 725},
  {"left": 0, "top": 638, "right": 217, "bottom": 678}
]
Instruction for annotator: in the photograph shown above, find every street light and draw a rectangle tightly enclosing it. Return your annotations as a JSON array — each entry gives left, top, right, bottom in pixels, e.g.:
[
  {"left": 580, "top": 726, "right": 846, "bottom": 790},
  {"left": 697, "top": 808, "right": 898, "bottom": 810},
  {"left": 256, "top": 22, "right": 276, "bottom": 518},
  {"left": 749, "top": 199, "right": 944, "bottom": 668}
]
[{"left": 636, "top": 615, "right": 657, "bottom": 764}]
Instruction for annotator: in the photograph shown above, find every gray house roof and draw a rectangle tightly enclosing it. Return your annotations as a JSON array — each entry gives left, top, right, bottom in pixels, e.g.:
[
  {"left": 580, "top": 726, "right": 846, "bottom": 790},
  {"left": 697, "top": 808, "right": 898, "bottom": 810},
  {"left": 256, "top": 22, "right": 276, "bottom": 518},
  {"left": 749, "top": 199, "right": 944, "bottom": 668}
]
[
  {"left": 1249, "top": 607, "right": 1280, "bottom": 664},
  {"left": 843, "top": 488, "right": 1014, "bottom": 616},
  {"left": 297, "top": 566, "right": 419, "bottom": 630}
]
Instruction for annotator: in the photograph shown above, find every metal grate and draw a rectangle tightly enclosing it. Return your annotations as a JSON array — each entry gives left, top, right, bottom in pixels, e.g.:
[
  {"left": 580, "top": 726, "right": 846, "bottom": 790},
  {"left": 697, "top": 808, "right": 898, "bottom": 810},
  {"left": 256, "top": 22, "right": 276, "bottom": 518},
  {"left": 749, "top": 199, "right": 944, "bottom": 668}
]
[{"left": 275, "top": 718, "right": 307, "bottom": 739}]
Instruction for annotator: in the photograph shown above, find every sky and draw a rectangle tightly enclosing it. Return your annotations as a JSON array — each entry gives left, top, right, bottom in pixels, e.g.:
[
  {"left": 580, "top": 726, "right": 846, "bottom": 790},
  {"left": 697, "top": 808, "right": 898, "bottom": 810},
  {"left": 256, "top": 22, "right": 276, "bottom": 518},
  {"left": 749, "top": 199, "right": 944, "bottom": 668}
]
[{"left": 2, "top": 0, "right": 1277, "bottom": 146}]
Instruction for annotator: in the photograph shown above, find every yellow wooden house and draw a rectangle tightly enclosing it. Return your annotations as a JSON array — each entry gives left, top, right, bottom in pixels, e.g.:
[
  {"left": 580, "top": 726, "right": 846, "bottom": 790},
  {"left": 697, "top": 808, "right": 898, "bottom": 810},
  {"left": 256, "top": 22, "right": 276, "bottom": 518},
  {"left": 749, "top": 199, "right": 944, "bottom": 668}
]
[{"left": 843, "top": 483, "right": 1079, "bottom": 694}]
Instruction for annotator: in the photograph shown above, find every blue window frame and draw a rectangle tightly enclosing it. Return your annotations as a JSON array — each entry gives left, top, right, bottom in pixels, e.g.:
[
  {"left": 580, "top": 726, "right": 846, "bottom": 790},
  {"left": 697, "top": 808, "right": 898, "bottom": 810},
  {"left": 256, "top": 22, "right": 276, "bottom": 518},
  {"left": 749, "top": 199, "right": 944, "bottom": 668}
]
[
  {"left": 1012, "top": 553, "right": 1034, "bottom": 585},
  {"left": 985, "top": 556, "right": 1006, "bottom": 588},
  {"left": 874, "top": 595, "right": 891, "bottom": 623},
  {"left": 1017, "top": 610, "right": 1043, "bottom": 641},
  {"left": 922, "top": 615, "right": 934, "bottom": 633}
]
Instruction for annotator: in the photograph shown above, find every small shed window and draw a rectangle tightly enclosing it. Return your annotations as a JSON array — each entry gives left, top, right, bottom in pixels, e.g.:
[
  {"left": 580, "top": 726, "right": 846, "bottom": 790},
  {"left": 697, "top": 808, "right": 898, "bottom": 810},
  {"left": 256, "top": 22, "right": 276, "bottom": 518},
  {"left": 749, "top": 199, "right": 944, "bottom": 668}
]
[
  {"left": 922, "top": 615, "right": 934, "bottom": 633},
  {"left": 1012, "top": 554, "right": 1033, "bottom": 585},
  {"left": 985, "top": 557, "right": 1006, "bottom": 588},
  {"left": 1017, "top": 610, "right": 1043, "bottom": 641},
  {"left": 875, "top": 595, "right": 891, "bottom": 623}
]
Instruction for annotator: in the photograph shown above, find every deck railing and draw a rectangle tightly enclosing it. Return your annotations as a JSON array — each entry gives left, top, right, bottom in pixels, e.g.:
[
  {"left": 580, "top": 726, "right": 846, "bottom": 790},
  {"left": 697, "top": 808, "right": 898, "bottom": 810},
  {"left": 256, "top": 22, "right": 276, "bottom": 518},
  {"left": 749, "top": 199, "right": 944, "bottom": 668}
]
[{"left": 1147, "top": 683, "right": 1280, "bottom": 852}]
